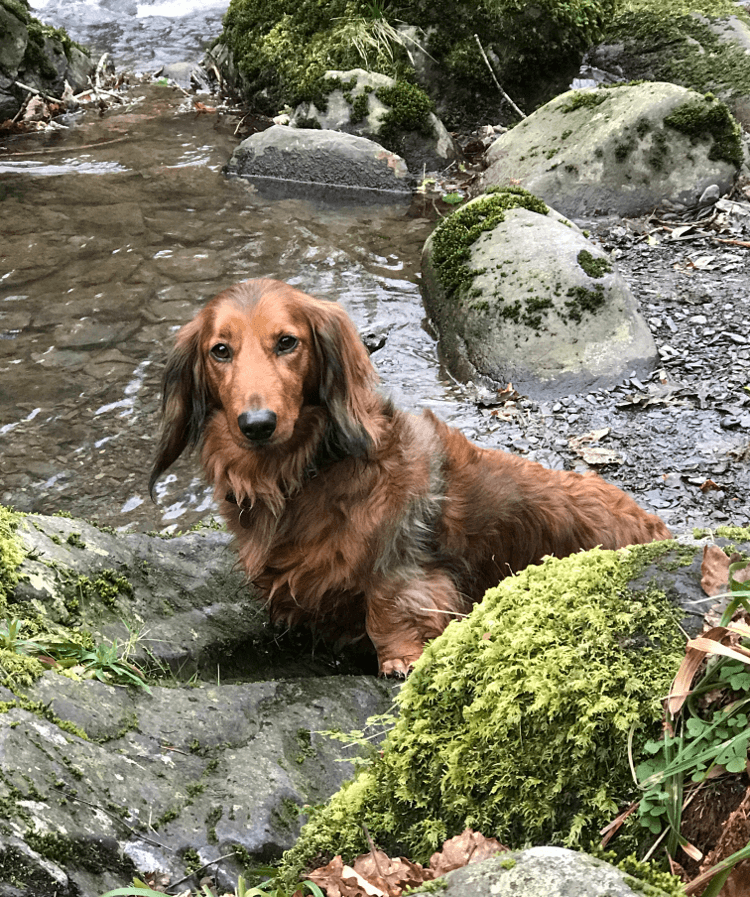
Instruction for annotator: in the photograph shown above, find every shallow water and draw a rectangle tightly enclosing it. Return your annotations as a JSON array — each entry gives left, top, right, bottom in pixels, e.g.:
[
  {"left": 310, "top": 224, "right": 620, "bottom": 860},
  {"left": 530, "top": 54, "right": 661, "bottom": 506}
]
[
  {"left": 28, "top": 0, "right": 229, "bottom": 73},
  {"left": 0, "top": 77, "right": 497, "bottom": 531}
]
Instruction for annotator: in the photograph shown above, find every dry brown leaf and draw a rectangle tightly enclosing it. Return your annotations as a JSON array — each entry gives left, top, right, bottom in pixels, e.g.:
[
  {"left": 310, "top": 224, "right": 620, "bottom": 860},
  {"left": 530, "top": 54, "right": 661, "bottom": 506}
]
[
  {"left": 701, "top": 544, "right": 731, "bottom": 597},
  {"left": 308, "top": 830, "right": 507, "bottom": 897},
  {"left": 311, "top": 856, "right": 386, "bottom": 897},
  {"left": 353, "top": 850, "right": 425, "bottom": 896},
  {"left": 568, "top": 429, "right": 623, "bottom": 466},
  {"left": 668, "top": 625, "right": 750, "bottom": 717},
  {"left": 495, "top": 383, "right": 521, "bottom": 403},
  {"left": 428, "top": 828, "right": 507, "bottom": 877}
]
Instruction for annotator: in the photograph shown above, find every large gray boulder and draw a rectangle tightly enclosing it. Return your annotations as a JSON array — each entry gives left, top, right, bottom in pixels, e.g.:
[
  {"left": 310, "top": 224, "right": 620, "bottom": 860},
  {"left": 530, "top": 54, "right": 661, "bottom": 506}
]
[
  {"left": 478, "top": 82, "right": 742, "bottom": 219},
  {"left": 224, "top": 123, "right": 413, "bottom": 201},
  {"left": 287, "top": 69, "right": 459, "bottom": 173},
  {"left": 421, "top": 189, "right": 658, "bottom": 398},
  {"left": 0, "top": 0, "right": 93, "bottom": 120},
  {"left": 0, "top": 510, "right": 394, "bottom": 896}
]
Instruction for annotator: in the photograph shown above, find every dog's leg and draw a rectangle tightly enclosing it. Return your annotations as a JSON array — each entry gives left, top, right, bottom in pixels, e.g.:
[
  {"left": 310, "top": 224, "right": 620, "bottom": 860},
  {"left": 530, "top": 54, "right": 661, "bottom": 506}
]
[{"left": 366, "top": 572, "right": 468, "bottom": 677}]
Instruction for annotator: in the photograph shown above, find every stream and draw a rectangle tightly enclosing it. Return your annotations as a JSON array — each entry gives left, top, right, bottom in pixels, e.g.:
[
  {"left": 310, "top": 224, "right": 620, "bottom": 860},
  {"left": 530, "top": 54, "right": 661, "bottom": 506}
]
[
  {"left": 0, "top": 0, "right": 493, "bottom": 532},
  {"left": 2, "top": 0, "right": 748, "bottom": 536}
]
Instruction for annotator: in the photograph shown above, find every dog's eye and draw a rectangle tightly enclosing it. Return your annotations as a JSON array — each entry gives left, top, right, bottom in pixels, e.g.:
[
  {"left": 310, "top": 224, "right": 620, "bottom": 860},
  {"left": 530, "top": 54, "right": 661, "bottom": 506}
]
[
  {"left": 276, "top": 335, "right": 299, "bottom": 354},
  {"left": 210, "top": 343, "right": 232, "bottom": 361}
]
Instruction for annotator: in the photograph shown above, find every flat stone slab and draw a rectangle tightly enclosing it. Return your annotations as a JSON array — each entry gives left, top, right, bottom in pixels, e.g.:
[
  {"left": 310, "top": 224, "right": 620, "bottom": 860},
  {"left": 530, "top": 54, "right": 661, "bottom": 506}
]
[{"left": 224, "top": 124, "right": 413, "bottom": 201}]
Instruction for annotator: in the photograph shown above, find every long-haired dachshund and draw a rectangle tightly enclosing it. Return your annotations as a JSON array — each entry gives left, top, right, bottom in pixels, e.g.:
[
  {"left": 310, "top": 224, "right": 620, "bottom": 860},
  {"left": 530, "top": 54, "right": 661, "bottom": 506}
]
[{"left": 150, "top": 278, "right": 671, "bottom": 676}]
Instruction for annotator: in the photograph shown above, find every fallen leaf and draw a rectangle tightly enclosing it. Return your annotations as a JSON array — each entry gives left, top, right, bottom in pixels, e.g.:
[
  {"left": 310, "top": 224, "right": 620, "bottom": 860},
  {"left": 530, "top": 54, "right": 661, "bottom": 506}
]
[
  {"left": 700, "top": 479, "right": 722, "bottom": 493},
  {"left": 429, "top": 828, "right": 507, "bottom": 877},
  {"left": 701, "top": 544, "right": 731, "bottom": 597},
  {"left": 689, "top": 255, "right": 719, "bottom": 270},
  {"left": 496, "top": 383, "right": 521, "bottom": 403},
  {"left": 568, "top": 429, "right": 623, "bottom": 466},
  {"left": 354, "top": 851, "right": 425, "bottom": 896}
]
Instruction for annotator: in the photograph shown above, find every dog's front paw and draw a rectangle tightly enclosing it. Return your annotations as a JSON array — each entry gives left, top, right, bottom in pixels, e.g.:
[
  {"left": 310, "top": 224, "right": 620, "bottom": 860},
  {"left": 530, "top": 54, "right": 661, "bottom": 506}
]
[{"left": 378, "top": 654, "right": 421, "bottom": 678}]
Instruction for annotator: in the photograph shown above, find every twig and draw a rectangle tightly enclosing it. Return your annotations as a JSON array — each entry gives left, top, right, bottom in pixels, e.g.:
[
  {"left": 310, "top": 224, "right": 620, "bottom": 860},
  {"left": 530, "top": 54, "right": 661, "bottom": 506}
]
[
  {"left": 712, "top": 236, "right": 750, "bottom": 248},
  {"left": 362, "top": 824, "right": 386, "bottom": 880},
  {"left": 49, "top": 786, "right": 173, "bottom": 851},
  {"left": 95, "top": 52, "right": 111, "bottom": 89},
  {"left": 10, "top": 93, "right": 31, "bottom": 124},
  {"left": 166, "top": 852, "right": 237, "bottom": 890},
  {"left": 473, "top": 34, "right": 526, "bottom": 119},
  {"left": 13, "top": 80, "right": 63, "bottom": 104}
]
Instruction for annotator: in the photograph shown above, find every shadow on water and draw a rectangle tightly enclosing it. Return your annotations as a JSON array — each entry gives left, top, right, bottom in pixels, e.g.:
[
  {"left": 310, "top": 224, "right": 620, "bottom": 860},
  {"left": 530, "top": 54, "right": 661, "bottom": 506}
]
[{"left": 1, "top": 84, "right": 486, "bottom": 531}]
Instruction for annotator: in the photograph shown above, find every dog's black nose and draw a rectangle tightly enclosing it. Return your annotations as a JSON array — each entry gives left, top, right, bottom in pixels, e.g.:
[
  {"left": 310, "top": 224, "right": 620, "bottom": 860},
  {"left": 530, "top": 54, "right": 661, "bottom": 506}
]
[{"left": 238, "top": 409, "right": 277, "bottom": 442}]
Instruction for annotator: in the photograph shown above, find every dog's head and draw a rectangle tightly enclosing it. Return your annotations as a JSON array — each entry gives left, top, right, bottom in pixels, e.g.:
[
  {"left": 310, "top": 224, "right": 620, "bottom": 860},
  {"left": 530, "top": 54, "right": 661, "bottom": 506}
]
[{"left": 149, "top": 279, "right": 380, "bottom": 497}]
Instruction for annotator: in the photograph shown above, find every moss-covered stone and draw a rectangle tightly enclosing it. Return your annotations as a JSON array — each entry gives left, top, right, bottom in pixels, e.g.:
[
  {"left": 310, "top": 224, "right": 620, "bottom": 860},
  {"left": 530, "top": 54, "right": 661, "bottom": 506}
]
[
  {"left": 217, "top": 0, "right": 616, "bottom": 123},
  {"left": 429, "top": 187, "right": 549, "bottom": 301},
  {"left": 280, "top": 544, "right": 686, "bottom": 882},
  {"left": 597, "top": 0, "right": 750, "bottom": 120}
]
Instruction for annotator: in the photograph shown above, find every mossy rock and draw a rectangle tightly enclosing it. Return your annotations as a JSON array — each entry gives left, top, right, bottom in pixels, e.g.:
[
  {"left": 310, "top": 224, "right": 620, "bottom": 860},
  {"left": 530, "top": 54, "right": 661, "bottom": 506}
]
[
  {"left": 214, "top": 0, "right": 616, "bottom": 127},
  {"left": 287, "top": 69, "right": 458, "bottom": 173},
  {"left": 480, "top": 82, "right": 742, "bottom": 219},
  {"left": 420, "top": 187, "right": 658, "bottom": 397},
  {"left": 0, "top": 0, "right": 92, "bottom": 118},
  {"left": 280, "top": 542, "right": 690, "bottom": 882},
  {"left": 589, "top": 0, "right": 750, "bottom": 127}
]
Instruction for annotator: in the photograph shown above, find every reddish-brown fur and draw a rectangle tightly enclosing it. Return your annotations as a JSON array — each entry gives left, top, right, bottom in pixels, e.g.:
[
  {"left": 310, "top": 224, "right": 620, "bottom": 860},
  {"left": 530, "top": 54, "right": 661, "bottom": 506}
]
[{"left": 150, "top": 278, "right": 671, "bottom": 676}]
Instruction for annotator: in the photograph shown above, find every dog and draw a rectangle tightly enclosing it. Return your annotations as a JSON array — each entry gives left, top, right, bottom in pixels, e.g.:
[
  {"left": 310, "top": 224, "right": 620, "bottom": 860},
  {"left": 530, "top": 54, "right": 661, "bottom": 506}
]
[{"left": 149, "top": 278, "right": 671, "bottom": 676}]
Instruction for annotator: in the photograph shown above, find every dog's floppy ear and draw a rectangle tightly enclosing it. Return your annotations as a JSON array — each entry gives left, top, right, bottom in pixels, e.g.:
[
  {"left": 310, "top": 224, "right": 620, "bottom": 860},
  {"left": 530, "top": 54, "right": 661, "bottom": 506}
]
[
  {"left": 149, "top": 315, "right": 211, "bottom": 498},
  {"left": 310, "top": 300, "right": 380, "bottom": 457}
]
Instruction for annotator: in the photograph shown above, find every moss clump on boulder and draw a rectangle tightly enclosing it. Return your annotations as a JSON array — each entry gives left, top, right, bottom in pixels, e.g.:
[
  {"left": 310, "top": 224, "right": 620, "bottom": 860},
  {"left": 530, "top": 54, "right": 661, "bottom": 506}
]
[
  {"left": 218, "top": 0, "right": 616, "bottom": 124},
  {"left": 280, "top": 544, "right": 685, "bottom": 882},
  {"left": 663, "top": 93, "right": 743, "bottom": 166},
  {"left": 0, "top": 506, "right": 25, "bottom": 608},
  {"left": 429, "top": 186, "right": 549, "bottom": 301},
  {"left": 577, "top": 249, "right": 613, "bottom": 279}
]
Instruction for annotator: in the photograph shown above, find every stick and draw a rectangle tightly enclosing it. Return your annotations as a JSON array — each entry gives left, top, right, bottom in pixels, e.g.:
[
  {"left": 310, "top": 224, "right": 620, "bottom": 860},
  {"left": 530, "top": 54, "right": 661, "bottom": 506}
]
[
  {"left": 13, "top": 80, "right": 63, "bottom": 104},
  {"left": 49, "top": 787, "right": 173, "bottom": 851},
  {"left": 473, "top": 34, "right": 526, "bottom": 119}
]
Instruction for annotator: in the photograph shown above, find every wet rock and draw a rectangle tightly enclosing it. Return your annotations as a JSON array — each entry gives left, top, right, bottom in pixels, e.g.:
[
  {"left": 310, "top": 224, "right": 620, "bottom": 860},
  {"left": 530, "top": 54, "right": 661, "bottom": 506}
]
[
  {"left": 288, "top": 69, "right": 459, "bottom": 174},
  {"left": 421, "top": 193, "right": 658, "bottom": 398},
  {"left": 478, "top": 83, "right": 742, "bottom": 219},
  {"left": 224, "top": 124, "right": 413, "bottom": 201},
  {"left": 0, "top": 0, "right": 94, "bottom": 120},
  {"left": 416, "top": 847, "right": 667, "bottom": 897},
  {"left": 1, "top": 511, "right": 394, "bottom": 895}
]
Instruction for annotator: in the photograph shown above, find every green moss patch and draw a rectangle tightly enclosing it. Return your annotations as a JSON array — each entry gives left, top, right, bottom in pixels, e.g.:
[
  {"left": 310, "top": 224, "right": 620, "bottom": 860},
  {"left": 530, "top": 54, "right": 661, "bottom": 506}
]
[
  {"left": 0, "top": 506, "right": 25, "bottom": 610},
  {"left": 280, "top": 544, "right": 685, "bottom": 881},
  {"left": 577, "top": 249, "right": 612, "bottom": 279},
  {"left": 663, "top": 94, "right": 743, "bottom": 166},
  {"left": 219, "top": 0, "right": 616, "bottom": 118},
  {"left": 430, "top": 187, "right": 549, "bottom": 301}
]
